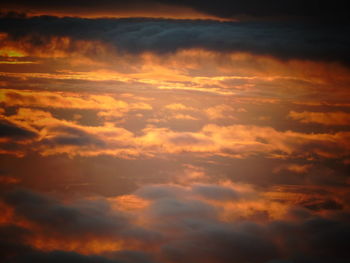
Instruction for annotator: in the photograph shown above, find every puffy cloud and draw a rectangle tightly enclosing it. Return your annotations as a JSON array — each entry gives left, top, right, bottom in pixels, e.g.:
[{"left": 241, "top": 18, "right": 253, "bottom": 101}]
[
  {"left": 200, "top": 124, "right": 350, "bottom": 159},
  {"left": 164, "top": 103, "right": 194, "bottom": 111},
  {"left": 2, "top": 104, "right": 350, "bottom": 160},
  {"left": 0, "top": 107, "right": 135, "bottom": 158},
  {"left": 205, "top": 104, "right": 237, "bottom": 120}
]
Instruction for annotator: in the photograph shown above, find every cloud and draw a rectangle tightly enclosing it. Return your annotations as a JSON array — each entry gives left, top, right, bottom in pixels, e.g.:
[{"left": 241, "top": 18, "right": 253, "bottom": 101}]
[
  {"left": 108, "top": 250, "right": 158, "bottom": 263},
  {"left": 205, "top": 104, "right": 237, "bottom": 120},
  {"left": 0, "top": 225, "right": 32, "bottom": 258},
  {"left": 162, "top": 1, "right": 349, "bottom": 21},
  {"left": 132, "top": 183, "right": 350, "bottom": 263},
  {"left": 161, "top": 221, "right": 278, "bottom": 263},
  {"left": 0, "top": 1, "right": 349, "bottom": 21},
  {"left": 289, "top": 111, "right": 350, "bottom": 125},
  {"left": 0, "top": 175, "right": 21, "bottom": 184},
  {"left": 0, "top": 1, "right": 223, "bottom": 21},
  {"left": 0, "top": 116, "right": 39, "bottom": 156},
  {"left": 42, "top": 125, "right": 106, "bottom": 147},
  {"left": 6, "top": 250, "right": 117, "bottom": 263},
  {"left": 2, "top": 107, "right": 137, "bottom": 158},
  {"left": 2, "top": 105, "right": 350, "bottom": 160},
  {"left": 3, "top": 189, "right": 128, "bottom": 237},
  {"left": 170, "top": 114, "right": 198, "bottom": 120},
  {"left": 1, "top": 188, "right": 164, "bottom": 254},
  {"left": 0, "top": 16, "right": 349, "bottom": 65},
  {"left": 0, "top": 119, "right": 37, "bottom": 140},
  {"left": 201, "top": 124, "right": 350, "bottom": 159},
  {"left": 148, "top": 198, "right": 218, "bottom": 221},
  {"left": 273, "top": 163, "right": 312, "bottom": 174},
  {"left": 0, "top": 4, "right": 349, "bottom": 263},
  {"left": 135, "top": 184, "right": 188, "bottom": 200},
  {"left": 1, "top": 43, "right": 349, "bottom": 101},
  {"left": 192, "top": 184, "right": 239, "bottom": 201},
  {"left": 0, "top": 89, "right": 130, "bottom": 110},
  {"left": 298, "top": 198, "right": 343, "bottom": 211},
  {"left": 1, "top": 183, "right": 350, "bottom": 263},
  {"left": 164, "top": 103, "right": 194, "bottom": 111},
  {"left": 0, "top": 222, "right": 155, "bottom": 263}
]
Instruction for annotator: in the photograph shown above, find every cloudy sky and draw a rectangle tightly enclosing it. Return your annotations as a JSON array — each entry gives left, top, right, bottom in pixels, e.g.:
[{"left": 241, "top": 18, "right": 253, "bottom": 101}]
[{"left": 1, "top": 1, "right": 350, "bottom": 263}]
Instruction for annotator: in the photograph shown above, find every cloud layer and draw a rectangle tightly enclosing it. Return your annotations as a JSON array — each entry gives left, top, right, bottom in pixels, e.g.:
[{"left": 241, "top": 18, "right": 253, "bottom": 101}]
[
  {"left": 1, "top": 16, "right": 350, "bottom": 65},
  {"left": 1, "top": 183, "right": 350, "bottom": 263},
  {"left": 1, "top": 5, "right": 350, "bottom": 263}
]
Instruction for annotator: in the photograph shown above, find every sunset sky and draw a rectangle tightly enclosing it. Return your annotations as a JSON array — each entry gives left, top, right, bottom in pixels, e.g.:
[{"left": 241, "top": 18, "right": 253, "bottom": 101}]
[{"left": 1, "top": 1, "right": 350, "bottom": 263}]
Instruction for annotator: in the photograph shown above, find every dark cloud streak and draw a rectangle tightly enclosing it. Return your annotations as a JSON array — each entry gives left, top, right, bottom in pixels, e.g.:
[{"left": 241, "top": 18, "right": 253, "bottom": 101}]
[
  {"left": 1, "top": 0, "right": 349, "bottom": 21},
  {"left": 0, "top": 16, "right": 349, "bottom": 65},
  {"left": 0, "top": 120, "right": 37, "bottom": 140}
]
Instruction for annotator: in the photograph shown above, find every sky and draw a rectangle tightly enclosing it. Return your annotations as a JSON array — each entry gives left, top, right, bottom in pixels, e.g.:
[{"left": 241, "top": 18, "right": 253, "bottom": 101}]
[{"left": 0, "top": 1, "right": 350, "bottom": 263}]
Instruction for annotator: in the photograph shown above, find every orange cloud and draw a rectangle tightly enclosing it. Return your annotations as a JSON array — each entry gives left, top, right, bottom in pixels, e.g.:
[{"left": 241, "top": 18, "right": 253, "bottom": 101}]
[
  {"left": 0, "top": 89, "right": 151, "bottom": 112},
  {"left": 2, "top": 104, "right": 350, "bottom": 160},
  {"left": 2, "top": 32, "right": 350, "bottom": 102},
  {"left": 205, "top": 104, "right": 238, "bottom": 120},
  {"left": 2, "top": 3, "right": 232, "bottom": 21},
  {"left": 1, "top": 181, "right": 348, "bottom": 261},
  {"left": 164, "top": 103, "right": 194, "bottom": 111},
  {"left": 0, "top": 176, "right": 21, "bottom": 184},
  {"left": 170, "top": 114, "right": 198, "bottom": 120},
  {"left": 273, "top": 163, "right": 312, "bottom": 174},
  {"left": 289, "top": 111, "right": 350, "bottom": 125}
]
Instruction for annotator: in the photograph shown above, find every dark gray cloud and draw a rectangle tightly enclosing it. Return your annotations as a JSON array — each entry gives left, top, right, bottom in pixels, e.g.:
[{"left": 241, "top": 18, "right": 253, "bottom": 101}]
[
  {"left": 5, "top": 250, "right": 118, "bottom": 263},
  {"left": 2, "top": 188, "right": 164, "bottom": 247},
  {"left": 0, "top": 224, "right": 153, "bottom": 263},
  {"left": 149, "top": 198, "right": 218, "bottom": 220},
  {"left": 192, "top": 184, "right": 239, "bottom": 201},
  {"left": 135, "top": 184, "right": 186, "bottom": 200},
  {"left": 267, "top": 216, "right": 350, "bottom": 263},
  {"left": 3, "top": 189, "right": 128, "bottom": 237},
  {"left": 165, "top": 0, "right": 350, "bottom": 21},
  {"left": 0, "top": 225, "right": 33, "bottom": 262},
  {"left": 161, "top": 220, "right": 278, "bottom": 263},
  {"left": 159, "top": 213, "right": 350, "bottom": 263},
  {"left": 0, "top": 119, "right": 37, "bottom": 140},
  {"left": 42, "top": 125, "right": 106, "bottom": 147},
  {"left": 163, "top": 225, "right": 277, "bottom": 263},
  {"left": 0, "top": 16, "right": 349, "bottom": 65},
  {"left": 2, "top": 187, "right": 350, "bottom": 263},
  {"left": 0, "top": 0, "right": 349, "bottom": 21},
  {"left": 298, "top": 197, "right": 343, "bottom": 211}
]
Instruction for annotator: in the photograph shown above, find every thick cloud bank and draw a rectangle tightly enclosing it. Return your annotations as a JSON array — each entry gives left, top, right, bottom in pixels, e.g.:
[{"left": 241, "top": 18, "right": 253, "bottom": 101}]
[
  {"left": 0, "top": 16, "right": 349, "bottom": 65},
  {"left": 1, "top": 186, "right": 350, "bottom": 263}
]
